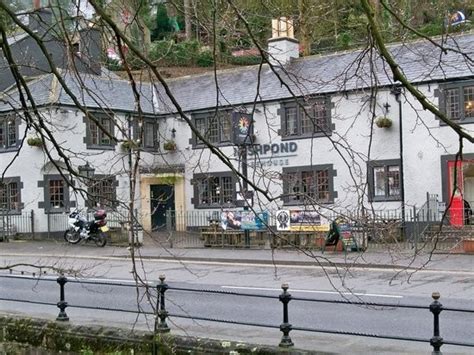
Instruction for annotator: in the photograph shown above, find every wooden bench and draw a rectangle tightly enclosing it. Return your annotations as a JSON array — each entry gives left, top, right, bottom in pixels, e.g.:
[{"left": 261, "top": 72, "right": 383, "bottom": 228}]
[
  {"left": 271, "top": 231, "right": 327, "bottom": 249},
  {"left": 201, "top": 227, "right": 266, "bottom": 248}
]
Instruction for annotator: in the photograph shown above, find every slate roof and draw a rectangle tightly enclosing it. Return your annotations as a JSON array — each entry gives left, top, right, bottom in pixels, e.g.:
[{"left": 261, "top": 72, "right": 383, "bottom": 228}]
[
  {"left": 1, "top": 33, "right": 473, "bottom": 116},
  {"left": 156, "top": 32, "right": 474, "bottom": 114},
  {"left": 0, "top": 71, "right": 157, "bottom": 114}
]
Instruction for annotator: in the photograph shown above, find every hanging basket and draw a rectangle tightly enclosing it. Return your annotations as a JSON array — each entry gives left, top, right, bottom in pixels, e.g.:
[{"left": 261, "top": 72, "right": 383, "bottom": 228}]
[
  {"left": 121, "top": 140, "right": 138, "bottom": 151},
  {"left": 375, "top": 116, "right": 393, "bottom": 128},
  {"left": 27, "top": 137, "right": 43, "bottom": 147},
  {"left": 163, "top": 140, "right": 177, "bottom": 151}
]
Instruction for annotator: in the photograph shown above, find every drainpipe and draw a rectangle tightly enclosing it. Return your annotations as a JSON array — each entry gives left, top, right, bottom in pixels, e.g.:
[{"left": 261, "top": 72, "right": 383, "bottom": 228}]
[{"left": 391, "top": 86, "right": 405, "bottom": 238}]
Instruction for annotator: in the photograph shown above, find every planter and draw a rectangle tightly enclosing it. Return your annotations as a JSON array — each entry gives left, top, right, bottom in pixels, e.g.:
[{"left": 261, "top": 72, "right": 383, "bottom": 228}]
[
  {"left": 375, "top": 116, "right": 393, "bottom": 128},
  {"left": 163, "top": 140, "right": 177, "bottom": 151},
  {"left": 462, "top": 238, "right": 474, "bottom": 253},
  {"left": 27, "top": 137, "right": 43, "bottom": 147}
]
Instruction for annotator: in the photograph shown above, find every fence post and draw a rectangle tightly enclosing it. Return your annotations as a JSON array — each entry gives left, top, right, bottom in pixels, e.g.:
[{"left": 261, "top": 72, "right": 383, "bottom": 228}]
[
  {"left": 155, "top": 274, "right": 170, "bottom": 333},
  {"left": 31, "top": 210, "right": 35, "bottom": 240},
  {"left": 430, "top": 292, "right": 443, "bottom": 354},
  {"left": 279, "top": 282, "right": 293, "bottom": 347},
  {"left": 56, "top": 274, "right": 69, "bottom": 321}
]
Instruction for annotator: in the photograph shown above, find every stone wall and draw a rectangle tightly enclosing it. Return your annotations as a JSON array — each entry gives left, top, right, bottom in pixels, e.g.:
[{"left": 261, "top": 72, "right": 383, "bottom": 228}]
[{"left": 0, "top": 315, "right": 313, "bottom": 354}]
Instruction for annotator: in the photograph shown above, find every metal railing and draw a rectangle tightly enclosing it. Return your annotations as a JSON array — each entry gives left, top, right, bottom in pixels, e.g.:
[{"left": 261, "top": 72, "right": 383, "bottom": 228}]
[
  {"left": 0, "top": 272, "right": 473, "bottom": 352},
  {"left": 163, "top": 208, "right": 468, "bottom": 251},
  {"left": 0, "top": 210, "right": 34, "bottom": 240}
]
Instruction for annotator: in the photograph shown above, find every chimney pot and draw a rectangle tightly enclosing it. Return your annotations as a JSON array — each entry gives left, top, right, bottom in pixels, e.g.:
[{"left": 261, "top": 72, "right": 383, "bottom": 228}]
[{"left": 268, "top": 17, "right": 299, "bottom": 66}]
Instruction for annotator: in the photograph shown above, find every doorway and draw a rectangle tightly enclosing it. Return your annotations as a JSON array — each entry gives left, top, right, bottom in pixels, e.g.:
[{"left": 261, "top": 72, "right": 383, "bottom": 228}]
[
  {"left": 447, "top": 159, "right": 474, "bottom": 226},
  {"left": 150, "top": 184, "right": 175, "bottom": 230}
]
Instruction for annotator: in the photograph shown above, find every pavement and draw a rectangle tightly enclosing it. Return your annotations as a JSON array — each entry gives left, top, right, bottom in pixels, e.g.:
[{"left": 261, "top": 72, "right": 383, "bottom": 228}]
[{"left": 1, "top": 236, "right": 473, "bottom": 273}]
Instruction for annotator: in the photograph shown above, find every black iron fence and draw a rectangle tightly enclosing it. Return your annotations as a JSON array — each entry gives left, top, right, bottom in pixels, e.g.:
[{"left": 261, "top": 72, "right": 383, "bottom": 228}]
[
  {"left": 164, "top": 208, "right": 467, "bottom": 251},
  {"left": 0, "top": 210, "right": 34, "bottom": 241},
  {"left": 0, "top": 209, "right": 131, "bottom": 243},
  {"left": 0, "top": 272, "right": 473, "bottom": 352}
]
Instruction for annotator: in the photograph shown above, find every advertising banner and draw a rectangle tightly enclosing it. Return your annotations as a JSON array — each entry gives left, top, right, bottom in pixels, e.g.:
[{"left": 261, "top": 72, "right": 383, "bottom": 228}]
[
  {"left": 277, "top": 210, "right": 330, "bottom": 232},
  {"left": 221, "top": 210, "right": 268, "bottom": 230}
]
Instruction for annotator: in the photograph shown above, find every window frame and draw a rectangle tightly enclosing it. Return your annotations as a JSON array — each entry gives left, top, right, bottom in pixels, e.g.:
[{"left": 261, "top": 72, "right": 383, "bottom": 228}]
[
  {"left": 439, "top": 80, "right": 474, "bottom": 124},
  {"left": 279, "top": 96, "right": 332, "bottom": 140},
  {"left": 191, "top": 110, "right": 233, "bottom": 147},
  {"left": 41, "top": 175, "right": 72, "bottom": 213},
  {"left": 85, "top": 114, "right": 116, "bottom": 150},
  {"left": 281, "top": 164, "right": 337, "bottom": 205},
  {"left": 0, "top": 113, "right": 20, "bottom": 152},
  {"left": 367, "top": 159, "right": 402, "bottom": 202},
  {"left": 133, "top": 117, "right": 159, "bottom": 150},
  {"left": 86, "top": 175, "right": 118, "bottom": 210},
  {"left": 0, "top": 177, "right": 23, "bottom": 214},
  {"left": 191, "top": 172, "right": 236, "bottom": 209}
]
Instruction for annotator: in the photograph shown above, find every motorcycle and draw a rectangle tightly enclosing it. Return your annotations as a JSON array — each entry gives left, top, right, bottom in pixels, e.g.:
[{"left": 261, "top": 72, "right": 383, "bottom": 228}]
[{"left": 64, "top": 209, "right": 109, "bottom": 247}]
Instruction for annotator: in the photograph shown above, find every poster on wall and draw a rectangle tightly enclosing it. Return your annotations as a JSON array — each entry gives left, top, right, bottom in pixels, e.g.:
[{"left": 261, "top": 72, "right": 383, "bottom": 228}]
[
  {"left": 277, "top": 210, "right": 330, "bottom": 231},
  {"left": 221, "top": 210, "right": 268, "bottom": 230},
  {"left": 290, "top": 210, "right": 330, "bottom": 231},
  {"left": 276, "top": 210, "right": 291, "bottom": 231}
]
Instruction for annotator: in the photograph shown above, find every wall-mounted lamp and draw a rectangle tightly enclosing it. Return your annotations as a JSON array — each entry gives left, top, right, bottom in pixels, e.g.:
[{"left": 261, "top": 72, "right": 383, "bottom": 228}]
[
  {"left": 171, "top": 128, "right": 176, "bottom": 139},
  {"left": 78, "top": 162, "right": 95, "bottom": 179}
]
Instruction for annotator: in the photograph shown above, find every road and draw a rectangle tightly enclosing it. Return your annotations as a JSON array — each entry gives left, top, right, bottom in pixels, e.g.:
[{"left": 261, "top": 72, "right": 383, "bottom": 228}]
[{"left": 1, "top": 254, "right": 473, "bottom": 354}]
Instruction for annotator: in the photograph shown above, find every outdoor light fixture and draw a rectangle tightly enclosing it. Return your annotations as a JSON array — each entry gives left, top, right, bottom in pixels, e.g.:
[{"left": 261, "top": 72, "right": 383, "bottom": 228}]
[
  {"left": 171, "top": 128, "right": 176, "bottom": 138},
  {"left": 78, "top": 162, "right": 95, "bottom": 179}
]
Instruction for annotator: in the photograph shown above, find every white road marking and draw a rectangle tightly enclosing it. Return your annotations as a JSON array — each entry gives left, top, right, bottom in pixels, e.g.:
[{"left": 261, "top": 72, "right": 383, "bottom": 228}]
[{"left": 221, "top": 285, "right": 404, "bottom": 299}]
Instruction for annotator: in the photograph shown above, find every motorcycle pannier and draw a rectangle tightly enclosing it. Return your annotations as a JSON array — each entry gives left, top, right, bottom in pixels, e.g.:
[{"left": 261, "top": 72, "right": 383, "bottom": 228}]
[{"left": 94, "top": 209, "right": 107, "bottom": 220}]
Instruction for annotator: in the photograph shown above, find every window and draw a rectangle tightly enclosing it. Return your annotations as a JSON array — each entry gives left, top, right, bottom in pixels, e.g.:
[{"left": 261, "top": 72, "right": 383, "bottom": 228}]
[
  {"left": 367, "top": 160, "right": 401, "bottom": 201},
  {"left": 133, "top": 118, "right": 159, "bottom": 149},
  {"left": 87, "top": 175, "right": 117, "bottom": 209},
  {"left": 192, "top": 173, "right": 236, "bottom": 208},
  {"left": 440, "top": 80, "right": 474, "bottom": 123},
  {"left": 280, "top": 97, "right": 331, "bottom": 138},
  {"left": 282, "top": 165, "right": 336, "bottom": 205},
  {"left": 87, "top": 114, "right": 115, "bottom": 148},
  {"left": 41, "top": 175, "right": 72, "bottom": 213},
  {"left": 0, "top": 177, "right": 22, "bottom": 212},
  {"left": 0, "top": 114, "right": 19, "bottom": 151},
  {"left": 192, "top": 111, "right": 232, "bottom": 146}
]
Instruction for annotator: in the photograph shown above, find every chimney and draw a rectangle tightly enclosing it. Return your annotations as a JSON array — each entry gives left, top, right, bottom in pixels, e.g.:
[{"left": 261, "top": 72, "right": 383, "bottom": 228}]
[
  {"left": 79, "top": 24, "right": 103, "bottom": 75},
  {"left": 267, "top": 17, "right": 299, "bottom": 66},
  {"left": 33, "top": 0, "right": 41, "bottom": 10},
  {"left": 29, "top": 8, "right": 53, "bottom": 34}
]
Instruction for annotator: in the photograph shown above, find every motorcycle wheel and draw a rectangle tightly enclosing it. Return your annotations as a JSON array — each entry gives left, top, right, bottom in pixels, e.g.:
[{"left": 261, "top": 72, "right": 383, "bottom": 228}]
[
  {"left": 64, "top": 228, "right": 81, "bottom": 244},
  {"left": 94, "top": 232, "right": 107, "bottom": 247}
]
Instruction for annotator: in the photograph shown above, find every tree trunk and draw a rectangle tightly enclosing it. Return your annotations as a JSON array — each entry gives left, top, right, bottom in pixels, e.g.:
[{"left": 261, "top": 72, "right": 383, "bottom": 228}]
[{"left": 184, "top": 0, "right": 192, "bottom": 41}]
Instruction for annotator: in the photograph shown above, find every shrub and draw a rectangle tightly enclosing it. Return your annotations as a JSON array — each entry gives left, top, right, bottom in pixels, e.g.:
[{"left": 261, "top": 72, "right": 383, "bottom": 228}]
[
  {"left": 172, "top": 40, "right": 200, "bottom": 66},
  {"left": 228, "top": 55, "right": 262, "bottom": 66},
  {"left": 197, "top": 50, "right": 214, "bottom": 67},
  {"left": 105, "top": 58, "right": 122, "bottom": 71},
  {"left": 149, "top": 40, "right": 174, "bottom": 63}
]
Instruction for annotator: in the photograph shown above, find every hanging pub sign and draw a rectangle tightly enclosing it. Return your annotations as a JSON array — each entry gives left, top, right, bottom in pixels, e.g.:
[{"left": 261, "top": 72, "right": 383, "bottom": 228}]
[{"left": 232, "top": 112, "right": 253, "bottom": 146}]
